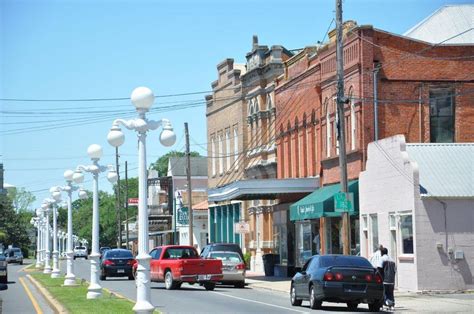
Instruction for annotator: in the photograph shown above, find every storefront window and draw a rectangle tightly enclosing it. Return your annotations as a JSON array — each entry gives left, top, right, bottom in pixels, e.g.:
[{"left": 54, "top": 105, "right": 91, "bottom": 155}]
[
  {"left": 296, "top": 220, "right": 320, "bottom": 267},
  {"left": 273, "top": 224, "right": 288, "bottom": 265},
  {"left": 370, "top": 214, "right": 379, "bottom": 253},
  {"left": 351, "top": 218, "right": 360, "bottom": 255},
  {"left": 400, "top": 214, "right": 414, "bottom": 254}
]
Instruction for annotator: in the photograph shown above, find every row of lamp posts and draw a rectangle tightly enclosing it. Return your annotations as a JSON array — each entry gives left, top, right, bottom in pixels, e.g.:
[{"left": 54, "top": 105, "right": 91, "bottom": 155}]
[{"left": 30, "top": 87, "right": 175, "bottom": 313}]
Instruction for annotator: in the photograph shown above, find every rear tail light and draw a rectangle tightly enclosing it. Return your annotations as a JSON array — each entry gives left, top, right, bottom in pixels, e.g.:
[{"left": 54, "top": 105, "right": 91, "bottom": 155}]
[
  {"left": 323, "top": 272, "right": 343, "bottom": 281},
  {"left": 375, "top": 273, "right": 383, "bottom": 284},
  {"left": 235, "top": 263, "right": 246, "bottom": 270},
  {"left": 365, "top": 274, "right": 373, "bottom": 282},
  {"left": 103, "top": 259, "right": 115, "bottom": 266},
  {"left": 127, "top": 259, "right": 137, "bottom": 266}
]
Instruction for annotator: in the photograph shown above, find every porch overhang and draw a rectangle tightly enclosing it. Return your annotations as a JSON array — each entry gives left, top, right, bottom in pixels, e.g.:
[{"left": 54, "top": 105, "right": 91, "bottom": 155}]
[{"left": 208, "top": 177, "right": 319, "bottom": 202}]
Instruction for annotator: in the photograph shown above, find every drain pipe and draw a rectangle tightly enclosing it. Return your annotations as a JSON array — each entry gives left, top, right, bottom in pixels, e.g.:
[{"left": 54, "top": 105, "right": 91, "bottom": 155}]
[{"left": 373, "top": 64, "right": 381, "bottom": 141}]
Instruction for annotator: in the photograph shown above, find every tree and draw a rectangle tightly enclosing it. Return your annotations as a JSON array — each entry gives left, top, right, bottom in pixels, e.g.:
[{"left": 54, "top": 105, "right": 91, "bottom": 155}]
[
  {"left": 0, "top": 195, "right": 31, "bottom": 252},
  {"left": 7, "top": 187, "right": 36, "bottom": 213},
  {"left": 150, "top": 150, "right": 200, "bottom": 177}
]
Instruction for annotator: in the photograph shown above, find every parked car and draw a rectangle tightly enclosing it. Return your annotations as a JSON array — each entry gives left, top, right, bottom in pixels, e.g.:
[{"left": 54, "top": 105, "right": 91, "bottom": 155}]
[
  {"left": 100, "top": 249, "right": 136, "bottom": 281},
  {"left": 200, "top": 243, "right": 244, "bottom": 261},
  {"left": 290, "top": 254, "right": 384, "bottom": 312},
  {"left": 137, "top": 245, "right": 223, "bottom": 291},
  {"left": 0, "top": 253, "right": 7, "bottom": 284},
  {"left": 99, "top": 247, "right": 111, "bottom": 259},
  {"left": 4, "top": 248, "right": 23, "bottom": 265},
  {"left": 208, "top": 251, "right": 246, "bottom": 288},
  {"left": 73, "top": 246, "right": 88, "bottom": 260}
]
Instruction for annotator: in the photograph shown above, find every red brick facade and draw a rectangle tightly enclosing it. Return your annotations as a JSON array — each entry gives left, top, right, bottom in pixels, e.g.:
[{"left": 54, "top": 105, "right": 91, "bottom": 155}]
[{"left": 275, "top": 25, "right": 474, "bottom": 185}]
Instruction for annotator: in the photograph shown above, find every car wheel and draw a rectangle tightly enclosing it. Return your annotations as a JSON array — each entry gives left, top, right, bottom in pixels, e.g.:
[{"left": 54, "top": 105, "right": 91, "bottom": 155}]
[
  {"left": 347, "top": 302, "right": 358, "bottom": 311},
  {"left": 290, "top": 284, "right": 302, "bottom": 306},
  {"left": 309, "top": 285, "right": 322, "bottom": 309},
  {"left": 73, "top": 257, "right": 76, "bottom": 260},
  {"left": 128, "top": 274, "right": 134, "bottom": 280},
  {"left": 100, "top": 273, "right": 106, "bottom": 281},
  {"left": 369, "top": 301, "right": 382, "bottom": 312},
  {"left": 234, "top": 281, "right": 245, "bottom": 289},
  {"left": 164, "top": 271, "right": 177, "bottom": 290},
  {"left": 204, "top": 282, "right": 215, "bottom": 291}
]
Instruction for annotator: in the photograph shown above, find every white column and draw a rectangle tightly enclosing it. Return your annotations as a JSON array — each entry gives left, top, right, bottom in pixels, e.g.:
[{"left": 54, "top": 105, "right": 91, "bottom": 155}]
[
  {"left": 64, "top": 186, "right": 77, "bottom": 286},
  {"left": 87, "top": 169, "right": 102, "bottom": 299},
  {"left": 35, "top": 221, "right": 41, "bottom": 268},
  {"left": 133, "top": 131, "right": 154, "bottom": 313},
  {"left": 43, "top": 210, "right": 52, "bottom": 273},
  {"left": 51, "top": 206, "right": 60, "bottom": 278}
]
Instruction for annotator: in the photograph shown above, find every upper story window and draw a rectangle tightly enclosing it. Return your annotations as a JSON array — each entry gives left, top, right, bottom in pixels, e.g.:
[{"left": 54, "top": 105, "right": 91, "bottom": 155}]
[
  {"left": 349, "top": 88, "right": 356, "bottom": 150},
  {"left": 233, "top": 127, "right": 239, "bottom": 169},
  {"left": 430, "top": 89, "right": 454, "bottom": 143},
  {"left": 226, "top": 129, "right": 231, "bottom": 171},
  {"left": 324, "top": 98, "right": 331, "bottom": 158},
  {"left": 218, "top": 134, "right": 224, "bottom": 175},
  {"left": 211, "top": 137, "right": 216, "bottom": 177}
]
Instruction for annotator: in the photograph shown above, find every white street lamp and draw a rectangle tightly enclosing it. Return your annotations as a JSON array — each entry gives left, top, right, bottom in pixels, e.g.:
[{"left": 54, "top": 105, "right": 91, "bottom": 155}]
[
  {"left": 74, "top": 144, "right": 117, "bottom": 299},
  {"left": 48, "top": 188, "right": 62, "bottom": 279},
  {"left": 31, "top": 214, "right": 42, "bottom": 268},
  {"left": 55, "top": 170, "right": 86, "bottom": 286},
  {"left": 41, "top": 201, "right": 52, "bottom": 274},
  {"left": 107, "top": 86, "right": 176, "bottom": 313}
]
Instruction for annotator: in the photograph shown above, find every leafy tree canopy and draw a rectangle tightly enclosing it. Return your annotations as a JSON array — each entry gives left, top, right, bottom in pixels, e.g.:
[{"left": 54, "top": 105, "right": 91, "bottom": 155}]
[
  {"left": 7, "top": 187, "right": 36, "bottom": 213},
  {"left": 150, "top": 150, "right": 200, "bottom": 177}
]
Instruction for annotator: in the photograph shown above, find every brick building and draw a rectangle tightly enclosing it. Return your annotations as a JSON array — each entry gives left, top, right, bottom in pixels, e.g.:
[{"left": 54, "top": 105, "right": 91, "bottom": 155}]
[{"left": 275, "top": 21, "right": 474, "bottom": 268}]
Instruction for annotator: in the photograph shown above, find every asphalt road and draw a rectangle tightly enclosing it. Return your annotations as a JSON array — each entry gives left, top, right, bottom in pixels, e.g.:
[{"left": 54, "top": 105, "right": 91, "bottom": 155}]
[
  {"left": 62, "top": 259, "right": 320, "bottom": 314},
  {"left": 1, "top": 260, "right": 54, "bottom": 314}
]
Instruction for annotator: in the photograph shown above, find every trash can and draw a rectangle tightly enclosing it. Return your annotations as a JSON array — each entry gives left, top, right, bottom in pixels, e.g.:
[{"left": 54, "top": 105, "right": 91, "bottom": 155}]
[{"left": 262, "top": 254, "right": 280, "bottom": 276}]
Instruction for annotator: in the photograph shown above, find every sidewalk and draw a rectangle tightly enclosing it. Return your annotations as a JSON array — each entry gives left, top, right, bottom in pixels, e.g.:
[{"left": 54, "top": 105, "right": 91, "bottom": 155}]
[{"left": 245, "top": 271, "right": 474, "bottom": 312}]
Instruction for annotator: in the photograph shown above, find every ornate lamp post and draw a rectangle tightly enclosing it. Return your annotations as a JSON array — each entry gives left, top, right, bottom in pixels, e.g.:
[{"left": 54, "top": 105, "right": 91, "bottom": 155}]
[
  {"left": 49, "top": 189, "right": 62, "bottom": 279},
  {"left": 73, "top": 144, "right": 118, "bottom": 299},
  {"left": 31, "top": 216, "right": 41, "bottom": 268},
  {"left": 107, "top": 86, "right": 176, "bottom": 313},
  {"left": 41, "top": 201, "right": 52, "bottom": 274}
]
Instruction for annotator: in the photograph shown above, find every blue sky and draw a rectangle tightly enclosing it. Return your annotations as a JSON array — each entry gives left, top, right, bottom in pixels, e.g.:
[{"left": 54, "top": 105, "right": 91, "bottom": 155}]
[{"left": 1, "top": 0, "right": 470, "bottom": 209}]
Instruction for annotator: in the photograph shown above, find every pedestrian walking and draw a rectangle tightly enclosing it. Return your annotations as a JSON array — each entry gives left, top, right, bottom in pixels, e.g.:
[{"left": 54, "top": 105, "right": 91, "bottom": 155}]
[{"left": 381, "top": 247, "right": 396, "bottom": 310}]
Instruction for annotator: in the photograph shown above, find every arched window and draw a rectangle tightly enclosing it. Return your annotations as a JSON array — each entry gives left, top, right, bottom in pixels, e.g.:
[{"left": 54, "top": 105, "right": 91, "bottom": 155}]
[
  {"left": 311, "top": 109, "right": 316, "bottom": 125},
  {"left": 218, "top": 134, "right": 224, "bottom": 175},
  {"left": 234, "top": 128, "right": 239, "bottom": 169},
  {"left": 324, "top": 98, "right": 331, "bottom": 157},
  {"left": 349, "top": 87, "right": 356, "bottom": 150},
  {"left": 248, "top": 99, "right": 254, "bottom": 117},
  {"left": 302, "top": 113, "right": 307, "bottom": 128},
  {"left": 255, "top": 97, "right": 260, "bottom": 113},
  {"left": 226, "top": 129, "right": 231, "bottom": 171},
  {"left": 211, "top": 137, "right": 216, "bottom": 176}
]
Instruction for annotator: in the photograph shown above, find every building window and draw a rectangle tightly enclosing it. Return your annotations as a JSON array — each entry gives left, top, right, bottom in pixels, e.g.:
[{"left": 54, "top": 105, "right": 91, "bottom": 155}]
[
  {"left": 400, "top": 213, "right": 414, "bottom": 254},
  {"left": 325, "top": 98, "right": 331, "bottom": 157},
  {"left": 369, "top": 214, "right": 379, "bottom": 253},
  {"left": 430, "top": 89, "right": 454, "bottom": 143},
  {"left": 349, "top": 89, "right": 356, "bottom": 150},
  {"left": 211, "top": 137, "right": 216, "bottom": 177},
  {"left": 218, "top": 134, "right": 224, "bottom": 175},
  {"left": 334, "top": 99, "right": 339, "bottom": 155},
  {"left": 234, "top": 128, "right": 239, "bottom": 169},
  {"left": 226, "top": 129, "right": 231, "bottom": 171}
]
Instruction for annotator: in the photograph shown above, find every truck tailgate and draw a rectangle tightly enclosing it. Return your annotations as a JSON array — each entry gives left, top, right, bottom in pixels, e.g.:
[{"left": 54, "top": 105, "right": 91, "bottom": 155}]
[{"left": 180, "top": 258, "right": 222, "bottom": 276}]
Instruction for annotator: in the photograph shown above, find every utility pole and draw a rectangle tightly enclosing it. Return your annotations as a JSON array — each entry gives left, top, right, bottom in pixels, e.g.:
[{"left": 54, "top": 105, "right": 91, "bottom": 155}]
[
  {"left": 184, "top": 122, "right": 193, "bottom": 246},
  {"left": 336, "top": 0, "right": 351, "bottom": 255},
  {"left": 125, "top": 161, "right": 130, "bottom": 250},
  {"left": 115, "top": 147, "right": 122, "bottom": 248}
]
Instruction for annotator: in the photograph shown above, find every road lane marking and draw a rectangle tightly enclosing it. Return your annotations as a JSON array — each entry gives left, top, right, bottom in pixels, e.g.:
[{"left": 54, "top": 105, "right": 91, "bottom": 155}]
[
  {"left": 213, "top": 291, "right": 308, "bottom": 313},
  {"left": 19, "top": 276, "right": 44, "bottom": 314}
]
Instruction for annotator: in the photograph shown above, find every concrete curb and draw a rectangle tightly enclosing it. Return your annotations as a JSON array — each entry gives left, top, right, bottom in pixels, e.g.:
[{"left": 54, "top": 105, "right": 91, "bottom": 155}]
[{"left": 27, "top": 274, "right": 69, "bottom": 314}]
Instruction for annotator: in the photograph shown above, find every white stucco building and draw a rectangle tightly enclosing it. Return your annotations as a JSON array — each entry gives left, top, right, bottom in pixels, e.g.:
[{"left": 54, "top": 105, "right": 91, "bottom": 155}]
[{"left": 359, "top": 135, "right": 474, "bottom": 291}]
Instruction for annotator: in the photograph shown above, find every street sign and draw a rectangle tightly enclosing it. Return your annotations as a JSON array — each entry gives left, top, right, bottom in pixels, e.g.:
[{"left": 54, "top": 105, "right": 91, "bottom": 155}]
[
  {"left": 128, "top": 198, "right": 139, "bottom": 206},
  {"left": 234, "top": 222, "right": 250, "bottom": 234},
  {"left": 177, "top": 207, "right": 189, "bottom": 225},
  {"left": 334, "top": 192, "right": 354, "bottom": 213}
]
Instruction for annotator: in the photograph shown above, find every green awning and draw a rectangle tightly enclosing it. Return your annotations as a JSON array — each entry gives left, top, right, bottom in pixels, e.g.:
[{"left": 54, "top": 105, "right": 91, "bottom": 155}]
[{"left": 290, "top": 180, "right": 359, "bottom": 221}]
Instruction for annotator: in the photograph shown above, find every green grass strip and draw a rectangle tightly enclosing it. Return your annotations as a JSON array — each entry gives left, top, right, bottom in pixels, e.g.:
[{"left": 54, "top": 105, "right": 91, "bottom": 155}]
[{"left": 30, "top": 272, "right": 136, "bottom": 314}]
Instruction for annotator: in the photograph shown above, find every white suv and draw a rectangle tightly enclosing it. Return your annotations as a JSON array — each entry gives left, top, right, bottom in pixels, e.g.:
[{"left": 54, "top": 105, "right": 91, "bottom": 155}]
[{"left": 73, "top": 246, "right": 88, "bottom": 260}]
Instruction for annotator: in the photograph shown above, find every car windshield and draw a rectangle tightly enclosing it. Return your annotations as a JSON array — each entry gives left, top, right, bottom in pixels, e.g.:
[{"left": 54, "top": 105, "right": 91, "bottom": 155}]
[
  {"left": 320, "top": 255, "right": 373, "bottom": 268},
  {"left": 105, "top": 250, "right": 133, "bottom": 258},
  {"left": 211, "top": 245, "right": 241, "bottom": 253},
  {"left": 164, "top": 248, "right": 198, "bottom": 259},
  {"left": 13, "top": 251, "right": 22, "bottom": 256},
  {"left": 210, "top": 252, "right": 242, "bottom": 263}
]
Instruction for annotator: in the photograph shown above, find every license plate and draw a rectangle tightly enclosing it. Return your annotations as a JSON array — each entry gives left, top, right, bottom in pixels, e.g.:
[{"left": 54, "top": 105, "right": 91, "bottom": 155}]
[
  {"left": 0, "top": 271, "right": 6, "bottom": 276},
  {"left": 198, "top": 274, "right": 210, "bottom": 280},
  {"left": 117, "top": 269, "right": 125, "bottom": 273}
]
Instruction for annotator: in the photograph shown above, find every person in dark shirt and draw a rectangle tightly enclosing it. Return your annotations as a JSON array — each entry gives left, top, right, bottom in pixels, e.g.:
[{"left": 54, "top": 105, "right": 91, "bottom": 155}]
[{"left": 380, "top": 247, "right": 396, "bottom": 309}]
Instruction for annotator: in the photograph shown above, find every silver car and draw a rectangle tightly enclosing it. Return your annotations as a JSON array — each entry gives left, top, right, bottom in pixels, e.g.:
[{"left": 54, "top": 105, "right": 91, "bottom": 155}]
[
  {"left": 209, "top": 251, "right": 246, "bottom": 288},
  {"left": 5, "top": 248, "right": 23, "bottom": 265}
]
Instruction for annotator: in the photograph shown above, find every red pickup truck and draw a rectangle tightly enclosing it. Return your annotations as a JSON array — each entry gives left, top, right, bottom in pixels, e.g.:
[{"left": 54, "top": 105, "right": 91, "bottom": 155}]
[{"left": 145, "top": 245, "right": 223, "bottom": 291}]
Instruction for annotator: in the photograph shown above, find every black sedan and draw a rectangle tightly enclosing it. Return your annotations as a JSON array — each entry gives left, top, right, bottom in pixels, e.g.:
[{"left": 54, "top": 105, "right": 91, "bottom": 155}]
[
  {"left": 290, "top": 255, "right": 383, "bottom": 311},
  {"left": 100, "top": 249, "right": 136, "bottom": 281}
]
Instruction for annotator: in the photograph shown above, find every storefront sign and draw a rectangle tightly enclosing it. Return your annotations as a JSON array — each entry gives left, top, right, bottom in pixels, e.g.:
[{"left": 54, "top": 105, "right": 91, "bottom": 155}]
[
  {"left": 128, "top": 198, "right": 139, "bottom": 206},
  {"left": 297, "top": 204, "right": 316, "bottom": 216},
  {"left": 234, "top": 222, "right": 250, "bottom": 234},
  {"left": 177, "top": 206, "right": 189, "bottom": 225},
  {"left": 334, "top": 192, "right": 354, "bottom": 212}
]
